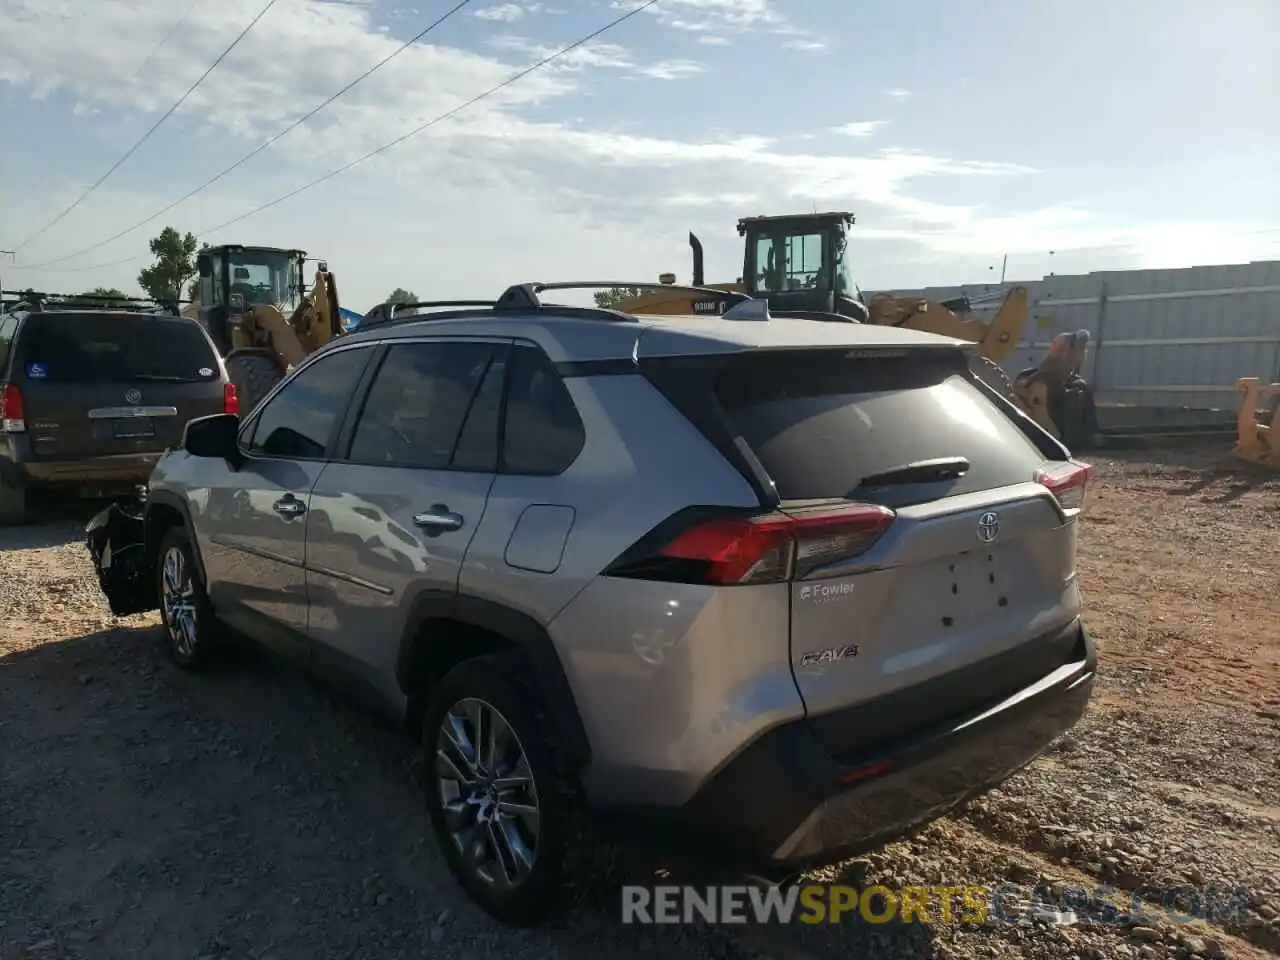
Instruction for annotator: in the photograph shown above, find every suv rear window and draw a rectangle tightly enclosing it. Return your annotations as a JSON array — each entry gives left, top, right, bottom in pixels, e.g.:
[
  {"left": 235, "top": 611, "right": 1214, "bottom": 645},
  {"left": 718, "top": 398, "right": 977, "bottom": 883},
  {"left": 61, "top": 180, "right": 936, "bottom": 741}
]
[
  {"left": 714, "top": 348, "right": 1045, "bottom": 503},
  {"left": 16, "top": 312, "right": 219, "bottom": 383}
]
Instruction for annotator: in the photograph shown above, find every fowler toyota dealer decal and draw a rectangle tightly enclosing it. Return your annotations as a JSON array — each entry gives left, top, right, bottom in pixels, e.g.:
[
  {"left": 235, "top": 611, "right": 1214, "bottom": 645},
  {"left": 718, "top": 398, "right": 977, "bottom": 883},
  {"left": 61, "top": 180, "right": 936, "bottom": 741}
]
[{"left": 798, "top": 581, "right": 855, "bottom": 604}]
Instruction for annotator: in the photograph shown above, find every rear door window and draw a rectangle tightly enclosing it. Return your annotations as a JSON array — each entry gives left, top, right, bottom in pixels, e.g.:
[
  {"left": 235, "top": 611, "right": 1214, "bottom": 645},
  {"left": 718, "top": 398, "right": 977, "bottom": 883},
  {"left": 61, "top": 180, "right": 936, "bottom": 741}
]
[
  {"left": 16, "top": 313, "right": 220, "bottom": 383},
  {"left": 347, "top": 340, "right": 500, "bottom": 470},
  {"left": 714, "top": 349, "right": 1045, "bottom": 504}
]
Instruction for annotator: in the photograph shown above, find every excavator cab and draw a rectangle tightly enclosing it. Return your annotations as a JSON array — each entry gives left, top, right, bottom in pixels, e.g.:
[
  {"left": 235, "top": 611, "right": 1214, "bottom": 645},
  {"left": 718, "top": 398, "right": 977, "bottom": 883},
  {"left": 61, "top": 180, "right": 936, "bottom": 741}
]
[
  {"left": 195, "top": 244, "right": 307, "bottom": 356},
  {"left": 736, "top": 212, "right": 869, "bottom": 321}
]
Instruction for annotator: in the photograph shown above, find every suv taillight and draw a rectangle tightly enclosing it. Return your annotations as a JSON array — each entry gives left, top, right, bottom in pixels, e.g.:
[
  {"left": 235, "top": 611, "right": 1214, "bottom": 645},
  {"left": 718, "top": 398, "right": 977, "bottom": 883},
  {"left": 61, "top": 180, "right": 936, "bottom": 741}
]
[
  {"left": 606, "top": 503, "right": 897, "bottom": 585},
  {"left": 1035, "top": 460, "right": 1093, "bottom": 512},
  {"left": 1, "top": 383, "right": 25, "bottom": 433},
  {"left": 223, "top": 383, "right": 239, "bottom": 415}
]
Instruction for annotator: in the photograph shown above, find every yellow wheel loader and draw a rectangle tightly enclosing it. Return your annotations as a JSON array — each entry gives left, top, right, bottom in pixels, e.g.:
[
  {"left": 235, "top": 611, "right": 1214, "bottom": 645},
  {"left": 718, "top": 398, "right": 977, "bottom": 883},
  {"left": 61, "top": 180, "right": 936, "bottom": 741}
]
[
  {"left": 193, "top": 244, "right": 342, "bottom": 414},
  {"left": 611, "top": 212, "right": 1029, "bottom": 399},
  {"left": 1233, "top": 378, "right": 1280, "bottom": 470}
]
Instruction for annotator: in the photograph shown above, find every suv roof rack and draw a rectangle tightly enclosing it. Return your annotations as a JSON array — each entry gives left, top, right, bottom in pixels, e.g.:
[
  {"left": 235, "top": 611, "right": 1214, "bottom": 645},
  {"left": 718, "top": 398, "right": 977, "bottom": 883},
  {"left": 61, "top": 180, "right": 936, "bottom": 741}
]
[
  {"left": 358, "top": 280, "right": 757, "bottom": 330},
  {"left": 2, "top": 290, "right": 187, "bottom": 316}
]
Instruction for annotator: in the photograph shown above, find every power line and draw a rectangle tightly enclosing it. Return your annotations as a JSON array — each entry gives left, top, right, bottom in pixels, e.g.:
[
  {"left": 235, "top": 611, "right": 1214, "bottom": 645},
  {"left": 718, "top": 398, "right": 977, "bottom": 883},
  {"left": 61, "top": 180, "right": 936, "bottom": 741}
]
[
  {"left": 11, "top": 0, "right": 280, "bottom": 255},
  {"left": 134, "top": 0, "right": 203, "bottom": 79},
  {"left": 22, "top": 0, "right": 477, "bottom": 270},
  {"left": 197, "top": 0, "right": 661, "bottom": 236}
]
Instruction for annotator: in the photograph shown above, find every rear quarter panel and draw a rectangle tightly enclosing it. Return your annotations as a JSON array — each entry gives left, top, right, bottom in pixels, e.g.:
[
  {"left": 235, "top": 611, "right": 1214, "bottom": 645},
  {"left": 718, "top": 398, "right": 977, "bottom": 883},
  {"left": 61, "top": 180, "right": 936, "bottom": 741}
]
[{"left": 457, "top": 373, "right": 808, "bottom": 805}]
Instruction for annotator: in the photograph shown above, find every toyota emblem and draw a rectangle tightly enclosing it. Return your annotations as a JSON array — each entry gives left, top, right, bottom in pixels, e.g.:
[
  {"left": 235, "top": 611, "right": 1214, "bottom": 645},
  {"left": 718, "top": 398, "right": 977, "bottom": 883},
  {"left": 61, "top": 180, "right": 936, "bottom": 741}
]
[
  {"left": 976, "top": 511, "right": 1001, "bottom": 543},
  {"left": 124, "top": 388, "right": 141, "bottom": 404}
]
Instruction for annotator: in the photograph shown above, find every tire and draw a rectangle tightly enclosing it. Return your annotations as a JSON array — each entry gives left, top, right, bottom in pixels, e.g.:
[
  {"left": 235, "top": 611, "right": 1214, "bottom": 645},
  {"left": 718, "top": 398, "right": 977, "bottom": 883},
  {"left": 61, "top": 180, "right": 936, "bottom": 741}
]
[
  {"left": 0, "top": 473, "right": 26, "bottom": 527},
  {"left": 225, "top": 353, "right": 283, "bottom": 417},
  {"left": 422, "top": 652, "right": 572, "bottom": 926},
  {"left": 155, "top": 526, "right": 222, "bottom": 670}
]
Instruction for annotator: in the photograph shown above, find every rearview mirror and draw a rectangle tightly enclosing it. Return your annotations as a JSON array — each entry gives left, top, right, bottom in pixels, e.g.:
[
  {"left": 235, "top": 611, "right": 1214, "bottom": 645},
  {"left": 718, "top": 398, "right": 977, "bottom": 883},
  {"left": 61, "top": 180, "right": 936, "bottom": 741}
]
[
  {"left": 183, "top": 413, "right": 242, "bottom": 466},
  {"left": 196, "top": 254, "right": 212, "bottom": 278}
]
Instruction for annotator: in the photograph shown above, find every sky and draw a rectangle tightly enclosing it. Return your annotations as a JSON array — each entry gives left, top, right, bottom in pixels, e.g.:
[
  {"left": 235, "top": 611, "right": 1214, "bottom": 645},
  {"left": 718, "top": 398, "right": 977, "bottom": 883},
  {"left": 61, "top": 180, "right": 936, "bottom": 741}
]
[{"left": 1, "top": 0, "right": 1278, "bottom": 312}]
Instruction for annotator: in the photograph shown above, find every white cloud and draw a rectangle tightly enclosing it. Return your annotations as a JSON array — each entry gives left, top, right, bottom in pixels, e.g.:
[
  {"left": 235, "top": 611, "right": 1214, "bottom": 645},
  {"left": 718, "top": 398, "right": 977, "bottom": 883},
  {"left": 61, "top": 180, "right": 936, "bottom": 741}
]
[
  {"left": 474, "top": 3, "right": 542, "bottom": 22},
  {"left": 831, "top": 121, "right": 887, "bottom": 138},
  {"left": 783, "top": 39, "right": 827, "bottom": 52},
  {"left": 632, "top": 59, "right": 705, "bottom": 80},
  {"left": 1, "top": 0, "right": 1271, "bottom": 306},
  {"left": 885, "top": 88, "right": 912, "bottom": 101}
]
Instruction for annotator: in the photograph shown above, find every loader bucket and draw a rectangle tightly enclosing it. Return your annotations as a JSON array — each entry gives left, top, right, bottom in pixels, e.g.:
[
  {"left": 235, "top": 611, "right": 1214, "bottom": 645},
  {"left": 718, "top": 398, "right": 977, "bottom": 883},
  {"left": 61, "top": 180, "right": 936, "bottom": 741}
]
[{"left": 1232, "top": 378, "right": 1280, "bottom": 470}]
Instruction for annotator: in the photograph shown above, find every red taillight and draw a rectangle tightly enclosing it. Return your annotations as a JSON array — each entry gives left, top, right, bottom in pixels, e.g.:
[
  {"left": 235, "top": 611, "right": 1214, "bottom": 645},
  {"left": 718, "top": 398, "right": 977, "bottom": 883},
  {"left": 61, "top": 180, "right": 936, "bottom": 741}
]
[
  {"left": 1035, "top": 460, "right": 1093, "bottom": 512},
  {"left": 0, "top": 383, "right": 25, "bottom": 432},
  {"left": 223, "top": 383, "right": 239, "bottom": 415},
  {"left": 608, "top": 503, "right": 896, "bottom": 585}
]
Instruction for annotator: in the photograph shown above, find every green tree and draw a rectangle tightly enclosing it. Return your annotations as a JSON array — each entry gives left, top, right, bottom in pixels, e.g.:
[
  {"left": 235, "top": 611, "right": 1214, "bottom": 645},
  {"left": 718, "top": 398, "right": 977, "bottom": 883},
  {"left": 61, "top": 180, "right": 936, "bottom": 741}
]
[
  {"left": 67, "top": 287, "right": 130, "bottom": 307},
  {"left": 592, "top": 286, "right": 645, "bottom": 308},
  {"left": 137, "top": 227, "right": 199, "bottom": 302},
  {"left": 386, "top": 287, "right": 418, "bottom": 304}
]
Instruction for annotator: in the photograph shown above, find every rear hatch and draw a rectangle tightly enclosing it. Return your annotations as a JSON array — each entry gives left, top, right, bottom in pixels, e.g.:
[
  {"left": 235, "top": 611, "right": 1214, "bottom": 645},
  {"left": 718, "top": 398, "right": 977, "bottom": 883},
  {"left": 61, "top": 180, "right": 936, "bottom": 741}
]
[
  {"left": 630, "top": 335, "right": 1090, "bottom": 757},
  {"left": 12, "top": 311, "right": 227, "bottom": 460}
]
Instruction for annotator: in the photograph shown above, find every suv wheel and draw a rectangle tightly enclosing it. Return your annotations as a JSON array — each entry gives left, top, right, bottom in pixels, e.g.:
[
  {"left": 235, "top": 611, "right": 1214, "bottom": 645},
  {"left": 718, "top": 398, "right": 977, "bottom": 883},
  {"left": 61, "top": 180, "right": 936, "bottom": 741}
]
[
  {"left": 156, "top": 526, "right": 220, "bottom": 669},
  {"left": 422, "top": 654, "right": 570, "bottom": 926}
]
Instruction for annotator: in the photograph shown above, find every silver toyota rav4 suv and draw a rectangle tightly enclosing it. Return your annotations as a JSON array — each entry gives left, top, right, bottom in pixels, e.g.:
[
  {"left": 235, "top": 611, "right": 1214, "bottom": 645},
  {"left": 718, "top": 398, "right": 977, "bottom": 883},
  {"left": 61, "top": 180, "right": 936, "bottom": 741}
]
[{"left": 99, "top": 282, "right": 1096, "bottom": 925}]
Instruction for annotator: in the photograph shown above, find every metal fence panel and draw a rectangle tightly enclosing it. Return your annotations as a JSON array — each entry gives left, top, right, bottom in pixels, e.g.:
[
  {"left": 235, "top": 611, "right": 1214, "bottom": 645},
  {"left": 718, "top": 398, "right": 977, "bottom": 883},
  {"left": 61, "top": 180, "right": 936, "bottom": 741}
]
[{"left": 874, "top": 260, "right": 1280, "bottom": 418}]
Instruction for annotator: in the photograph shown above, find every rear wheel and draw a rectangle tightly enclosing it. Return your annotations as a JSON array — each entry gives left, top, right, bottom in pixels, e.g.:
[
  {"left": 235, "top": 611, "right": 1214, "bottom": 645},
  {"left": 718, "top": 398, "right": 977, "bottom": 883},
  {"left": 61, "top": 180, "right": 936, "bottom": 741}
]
[
  {"left": 0, "top": 473, "right": 27, "bottom": 527},
  {"left": 225, "top": 353, "right": 283, "bottom": 417},
  {"left": 422, "top": 654, "right": 572, "bottom": 926}
]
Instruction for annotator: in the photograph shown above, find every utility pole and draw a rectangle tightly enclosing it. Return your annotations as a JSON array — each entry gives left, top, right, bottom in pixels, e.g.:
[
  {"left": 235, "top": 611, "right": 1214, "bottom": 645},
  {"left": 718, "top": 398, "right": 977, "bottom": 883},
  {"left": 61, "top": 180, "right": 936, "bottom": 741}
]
[{"left": 0, "top": 250, "right": 14, "bottom": 312}]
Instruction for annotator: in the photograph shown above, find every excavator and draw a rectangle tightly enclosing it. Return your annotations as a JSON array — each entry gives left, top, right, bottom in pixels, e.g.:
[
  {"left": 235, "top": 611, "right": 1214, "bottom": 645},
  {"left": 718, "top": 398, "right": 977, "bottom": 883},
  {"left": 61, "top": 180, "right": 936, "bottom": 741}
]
[
  {"left": 191, "top": 244, "right": 342, "bottom": 414},
  {"left": 609, "top": 211, "right": 1102, "bottom": 444}
]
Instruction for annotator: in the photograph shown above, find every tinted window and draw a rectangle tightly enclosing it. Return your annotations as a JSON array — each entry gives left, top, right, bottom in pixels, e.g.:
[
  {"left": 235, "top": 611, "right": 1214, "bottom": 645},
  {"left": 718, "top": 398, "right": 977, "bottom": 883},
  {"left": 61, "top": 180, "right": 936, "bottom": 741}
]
[
  {"left": 246, "top": 346, "right": 370, "bottom": 459},
  {"left": 451, "top": 353, "right": 506, "bottom": 472},
  {"left": 501, "top": 345, "right": 585, "bottom": 475},
  {"left": 16, "top": 313, "right": 220, "bottom": 383},
  {"left": 714, "top": 350, "right": 1044, "bottom": 504},
  {"left": 348, "top": 341, "right": 497, "bottom": 469}
]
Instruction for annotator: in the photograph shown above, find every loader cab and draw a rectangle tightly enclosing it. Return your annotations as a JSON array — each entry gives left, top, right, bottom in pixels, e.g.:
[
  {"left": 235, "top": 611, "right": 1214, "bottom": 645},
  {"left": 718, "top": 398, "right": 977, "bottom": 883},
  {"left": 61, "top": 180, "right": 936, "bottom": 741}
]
[
  {"left": 738, "top": 212, "right": 868, "bottom": 320},
  {"left": 195, "top": 244, "right": 306, "bottom": 356}
]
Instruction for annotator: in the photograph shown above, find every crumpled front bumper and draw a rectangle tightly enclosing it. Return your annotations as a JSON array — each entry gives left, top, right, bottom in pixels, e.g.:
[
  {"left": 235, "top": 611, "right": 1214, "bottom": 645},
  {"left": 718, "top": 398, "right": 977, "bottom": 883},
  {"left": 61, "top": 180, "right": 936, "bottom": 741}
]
[{"left": 85, "top": 496, "right": 156, "bottom": 618}]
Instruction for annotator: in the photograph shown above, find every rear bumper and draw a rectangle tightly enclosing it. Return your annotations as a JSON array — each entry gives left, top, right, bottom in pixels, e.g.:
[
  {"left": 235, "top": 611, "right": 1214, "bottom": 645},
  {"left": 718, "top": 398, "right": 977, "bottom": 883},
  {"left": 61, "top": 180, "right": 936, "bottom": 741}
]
[
  {"left": 595, "top": 621, "right": 1096, "bottom": 873},
  {"left": 5, "top": 447, "right": 160, "bottom": 491}
]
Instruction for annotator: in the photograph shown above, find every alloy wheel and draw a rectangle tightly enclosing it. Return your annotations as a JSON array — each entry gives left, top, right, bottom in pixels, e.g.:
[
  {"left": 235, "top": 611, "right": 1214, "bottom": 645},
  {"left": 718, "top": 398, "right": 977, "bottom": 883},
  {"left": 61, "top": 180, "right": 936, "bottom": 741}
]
[
  {"left": 435, "top": 697, "right": 541, "bottom": 890},
  {"left": 161, "top": 545, "right": 198, "bottom": 658}
]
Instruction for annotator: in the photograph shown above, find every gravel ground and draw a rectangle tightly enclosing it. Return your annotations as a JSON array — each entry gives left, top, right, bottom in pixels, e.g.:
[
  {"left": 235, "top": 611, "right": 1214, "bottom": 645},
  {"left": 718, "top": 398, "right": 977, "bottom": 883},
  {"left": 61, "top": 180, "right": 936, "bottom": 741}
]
[{"left": 1, "top": 443, "right": 1277, "bottom": 960}]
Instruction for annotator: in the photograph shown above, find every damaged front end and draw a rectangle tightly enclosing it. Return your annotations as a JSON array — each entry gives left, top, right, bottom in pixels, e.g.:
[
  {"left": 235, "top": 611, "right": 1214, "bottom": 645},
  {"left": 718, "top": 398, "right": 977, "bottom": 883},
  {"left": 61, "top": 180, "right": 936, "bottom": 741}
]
[{"left": 85, "top": 490, "right": 157, "bottom": 617}]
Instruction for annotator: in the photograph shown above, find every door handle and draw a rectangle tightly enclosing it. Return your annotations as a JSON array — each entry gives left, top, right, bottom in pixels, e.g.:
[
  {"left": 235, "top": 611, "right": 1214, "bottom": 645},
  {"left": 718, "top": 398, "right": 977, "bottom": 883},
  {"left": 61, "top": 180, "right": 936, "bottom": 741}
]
[
  {"left": 413, "top": 504, "right": 464, "bottom": 534},
  {"left": 273, "top": 495, "right": 306, "bottom": 517}
]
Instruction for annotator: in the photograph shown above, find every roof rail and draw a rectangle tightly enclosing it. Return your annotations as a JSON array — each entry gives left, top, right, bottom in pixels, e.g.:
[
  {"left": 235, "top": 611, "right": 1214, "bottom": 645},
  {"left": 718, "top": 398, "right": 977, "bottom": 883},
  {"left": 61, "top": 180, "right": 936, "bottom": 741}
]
[
  {"left": 359, "top": 298, "right": 497, "bottom": 328},
  {"left": 355, "top": 281, "right": 763, "bottom": 331},
  {"left": 511, "top": 280, "right": 752, "bottom": 307}
]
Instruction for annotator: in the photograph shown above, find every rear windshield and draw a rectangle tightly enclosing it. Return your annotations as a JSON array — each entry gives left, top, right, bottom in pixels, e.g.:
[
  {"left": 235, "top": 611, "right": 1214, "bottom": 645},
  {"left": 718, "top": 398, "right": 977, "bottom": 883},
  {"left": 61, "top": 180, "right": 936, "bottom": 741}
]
[
  {"left": 714, "top": 349, "right": 1045, "bottom": 504},
  {"left": 16, "top": 313, "right": 220, "bottom": 383}
]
